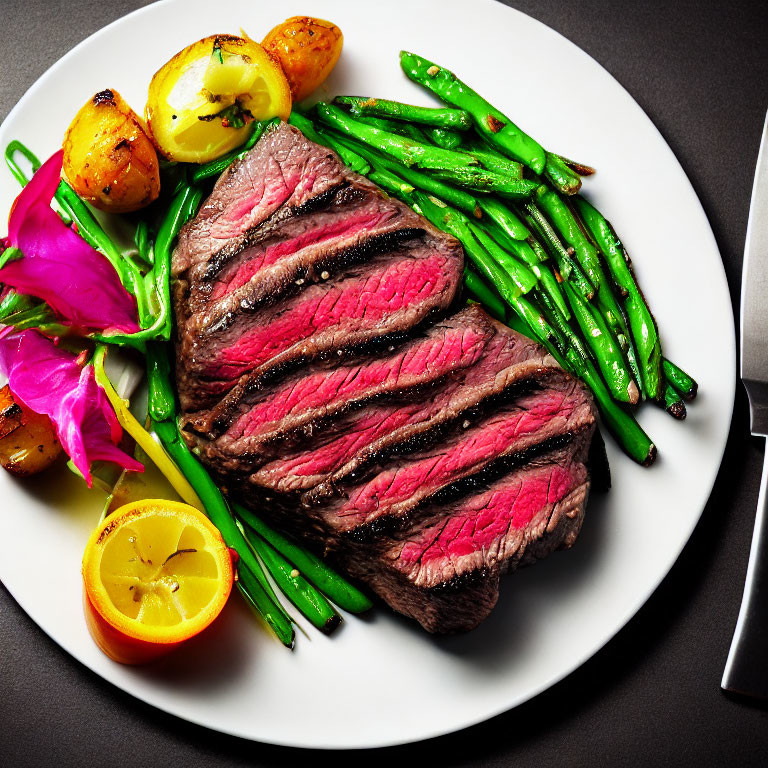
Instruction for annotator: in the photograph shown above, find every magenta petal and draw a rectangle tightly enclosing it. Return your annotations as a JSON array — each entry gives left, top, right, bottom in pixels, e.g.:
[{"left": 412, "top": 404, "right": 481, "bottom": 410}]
[
  {"left": 1, "top": 151, "right": 139, "bottom": 334},
  {"left": 0, "top": 329, "right": 143, "bottom": 485}
]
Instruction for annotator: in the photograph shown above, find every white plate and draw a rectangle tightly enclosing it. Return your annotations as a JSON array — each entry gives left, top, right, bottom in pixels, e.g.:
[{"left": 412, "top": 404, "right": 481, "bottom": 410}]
[{"left": 0, "top": 0, "right": 735, "bottom": 750}]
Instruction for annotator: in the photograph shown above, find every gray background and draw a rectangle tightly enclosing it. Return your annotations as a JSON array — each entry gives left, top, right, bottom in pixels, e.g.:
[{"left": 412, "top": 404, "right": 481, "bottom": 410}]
[{"left": 1, "top": 0, "right": 767, "bottom": 765}]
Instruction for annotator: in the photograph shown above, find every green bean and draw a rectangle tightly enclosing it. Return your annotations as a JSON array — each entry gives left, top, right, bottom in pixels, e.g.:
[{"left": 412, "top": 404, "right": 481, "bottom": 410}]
[
  {"left": 367, "top": 168, "right": 416, "bottom": 198},
  {"left": 428, "top": 127, "right": 463, "bottom": 149},
  {"left": 544, "top": 152, "right": 582, "bottom": 195},
  {"left": 477, "top": 198, "right": 530, "bottom": 240},
  {"left": 533, "top": 295, "right": 656, "bottom": 465},
  {"left": 522, "top": 202, "right": 595, "bottom": 301},
  {"left": 468, "top": 222, "right": 537, "bottom": 295},
  {"left": 664, "top": 382, "right": 687, "bottom": 419},
  {"left": 563, "top": 281, "right": 639, "bottom": 404},
  {"left": 334, "top": 96, "right": 473, "bottom": 130},
  {"left": 242, "top": 528, "right": 341, "bottom": 634},
  {"left": 481, "top": 218, "right": 570, "bottom": 320},
  {"left": 663, "top": 358, "right": 698, "bottom": 401},
  {"left": 533, "top": 187, "right": 644, "bottom": 392},
  {"left": 464, "top": 268, "right": 507, "bottom": 322},
  {"left": 345, "top": 112, "right": 431, "bottom": 143},
  {"left": 235, "top": 562, "right": 295, "bottom": 648},
  {"left": 235, "top": 503, "right": 373, "bottom": 614},
  {"left": 414, "top": 193, "right": 555, "bottom": 346},
  {"left": 553, "top": 153, "right": 596, "bottom": 176},
  {"left": 414, "top": 193, "right": 518, "bottom": 298},
  {"left": 314, "top": 103, "right": 537, "bottom": 198},
  {"left": 460, "top": 144, "right": 524, "bottom": 179},
  {"left": 573, "top": 196, "right": 663, "bottom": 400},
  {"left": 96, "top": 185, "right": 203, "bottom": 346},
  {"left": 399, "top": 51, "right": 547, "bottom": 174},
  {"left": 533, "top": 185, "right": 603, "bottom": 290},
  {"left": 133, "top": 220, "right": 153, "bottom": 267},
  {"left": 145, "top": 342, "right": 176, "bottom": 421}
]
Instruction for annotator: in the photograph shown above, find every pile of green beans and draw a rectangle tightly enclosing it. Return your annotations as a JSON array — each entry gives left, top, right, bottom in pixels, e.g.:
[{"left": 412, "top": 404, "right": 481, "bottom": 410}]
[{"left": 303, "top": 51, "right": 699, "bottom": 464}]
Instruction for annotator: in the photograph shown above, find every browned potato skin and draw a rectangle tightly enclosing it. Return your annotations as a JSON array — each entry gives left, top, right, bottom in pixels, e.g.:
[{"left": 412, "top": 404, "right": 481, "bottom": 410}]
[
  {"left": 262, "top": 17, "right": 343, "bottom": 102},
  {"left": 0, "top": 385, "right": 63, "bottom": 477},
  {"left": 63, "top": 89, "right": 160, "bottom": 214}
]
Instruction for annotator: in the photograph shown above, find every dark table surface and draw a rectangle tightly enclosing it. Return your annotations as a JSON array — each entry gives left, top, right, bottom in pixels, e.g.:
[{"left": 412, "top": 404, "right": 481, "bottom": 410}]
[{"left": 2, "top": 0, "right": 768, "bottom": 765}]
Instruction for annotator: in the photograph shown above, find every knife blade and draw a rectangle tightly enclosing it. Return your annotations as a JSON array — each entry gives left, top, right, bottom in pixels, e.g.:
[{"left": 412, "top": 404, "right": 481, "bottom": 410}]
[{"left": 722, "top": 109, "right": 768, "bottom": 698}]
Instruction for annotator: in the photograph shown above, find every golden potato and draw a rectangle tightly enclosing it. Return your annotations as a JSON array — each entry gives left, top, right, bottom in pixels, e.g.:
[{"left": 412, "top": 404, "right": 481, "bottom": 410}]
[
  {"left": 63, "top": 89, "right": 160, "bottom": 214},
  {"left": 146, "top": 35, "right": 292, "bottom": 163},
  {"left": 0, "top": 385, "right": 63, "bottom": 477},
  {"left": 262, "top": 17, "right": 343, "bottom": 102}
]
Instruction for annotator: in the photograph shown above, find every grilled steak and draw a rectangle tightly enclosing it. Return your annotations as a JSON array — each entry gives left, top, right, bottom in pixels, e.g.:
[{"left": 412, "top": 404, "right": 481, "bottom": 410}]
[{"left": 173, "top": 122, "right": 597, "bottom": 633}]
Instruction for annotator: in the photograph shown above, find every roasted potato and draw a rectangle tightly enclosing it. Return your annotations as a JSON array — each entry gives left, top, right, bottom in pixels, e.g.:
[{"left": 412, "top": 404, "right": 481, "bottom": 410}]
[
  {"left": 63, "top": 89, "right": 160, "bottom": 214},
  {"left": 0, "top": 385, "right": 63, "bottom": 477},
  {"left": 262, "top": 17, "right": 343, "bottom": 102},
  {"left": 146, "top": 35, "right": 292, "bottom": 163}
]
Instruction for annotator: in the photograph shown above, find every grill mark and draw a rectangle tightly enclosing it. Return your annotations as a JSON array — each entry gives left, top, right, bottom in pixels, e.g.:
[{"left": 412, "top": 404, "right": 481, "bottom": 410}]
[
  {"left": 202, "top": 227, "right": 427, "bottom": 334},
  {"left": 202, "top": 182, "right": 352, "bottom": 281},
  {"left": 341, "top": 431, "right": 583, "bottom": 543}
]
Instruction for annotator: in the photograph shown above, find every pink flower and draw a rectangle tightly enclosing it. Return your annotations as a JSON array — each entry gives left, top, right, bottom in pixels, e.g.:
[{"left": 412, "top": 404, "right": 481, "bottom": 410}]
[
  {"left": 0, "top": 151, "right": 139, "bottom": 334},
  {"left": 0, "top": 329, "right": 142, "bottom": 485}
]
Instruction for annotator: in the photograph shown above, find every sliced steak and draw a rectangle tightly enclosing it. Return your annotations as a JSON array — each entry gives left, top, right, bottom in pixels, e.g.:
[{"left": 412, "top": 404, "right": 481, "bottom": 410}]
[
  {"left": 345, "top": 439, "right": 592, "bottom": 632},
  {"left": 177, "top": 235, "right": 462, "bottom": 403},
  {"left": 173, "top": 122, "right": 599, "bottom": 635},
  {"left": 303, "top": 372, "right": 594, "bottom": 539},
  {"left": 184, "top": 305, "right": 495, "bottom": 454},
  {"left": 248, "top": 325, "right": 551, "bottom": 494}
]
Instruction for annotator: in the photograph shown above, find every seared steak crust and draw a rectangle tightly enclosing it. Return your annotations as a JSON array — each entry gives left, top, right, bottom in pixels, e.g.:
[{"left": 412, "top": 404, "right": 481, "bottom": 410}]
[{"left": 173, "top": 123, "right": 597, "bottom": 633}]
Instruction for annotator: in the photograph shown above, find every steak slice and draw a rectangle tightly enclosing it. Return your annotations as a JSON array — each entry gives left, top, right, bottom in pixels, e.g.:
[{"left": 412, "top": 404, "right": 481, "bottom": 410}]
[
  {"left": 176, "top": 235, "right": 462, "bottom": 403},
  {"left": 302, "top": 371, "right": 594, "bottom": 539},
  {"left": 248, "top": 325, "right": 550, "bottom": 494},
  {"left": 173, "top": 123, "right": 354, "bottom": 274},
  {"left": 192, "top": 184, "right": 423, "bottom": 314},
  {"left": 345, "top": 439, "right": 592, "bottom": 632},
  {"left": 184, "top": 305, "right": 495, "bottom": 452}
]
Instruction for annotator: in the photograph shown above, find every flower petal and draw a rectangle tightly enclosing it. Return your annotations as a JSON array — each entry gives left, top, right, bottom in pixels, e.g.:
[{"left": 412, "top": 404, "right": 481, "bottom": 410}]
[
  {"left": 0, "top": 329, "right": 142, "bottom": 485},
  {"left": 1, "top": 151, "right": 139, "bottom": 334}
]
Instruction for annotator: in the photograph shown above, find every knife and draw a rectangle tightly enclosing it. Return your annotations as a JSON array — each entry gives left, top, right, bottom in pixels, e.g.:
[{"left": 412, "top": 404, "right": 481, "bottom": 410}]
[{"left": 722, "top": 109, "right": 768, "bottom": 698}]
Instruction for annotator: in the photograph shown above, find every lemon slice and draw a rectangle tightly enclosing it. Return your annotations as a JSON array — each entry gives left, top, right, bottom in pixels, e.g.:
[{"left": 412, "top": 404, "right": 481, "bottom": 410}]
[
  {"left": 146, "top": 34, "right": 292, "bottom": 163},
  {"left": 82, "top": 499, "right": 234, "bottom": 664}
]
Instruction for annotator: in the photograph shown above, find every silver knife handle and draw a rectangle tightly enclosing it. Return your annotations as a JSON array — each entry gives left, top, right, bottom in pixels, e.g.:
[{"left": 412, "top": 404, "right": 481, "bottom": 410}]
[{"left": 722, "top": 441, "right": 768, "bottom": 697}]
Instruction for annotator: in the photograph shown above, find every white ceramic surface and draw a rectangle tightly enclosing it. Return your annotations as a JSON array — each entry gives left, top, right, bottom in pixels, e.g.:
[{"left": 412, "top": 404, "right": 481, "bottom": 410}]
[{"left": 0, "top": 0, "right": 735, "bottom": 749}]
